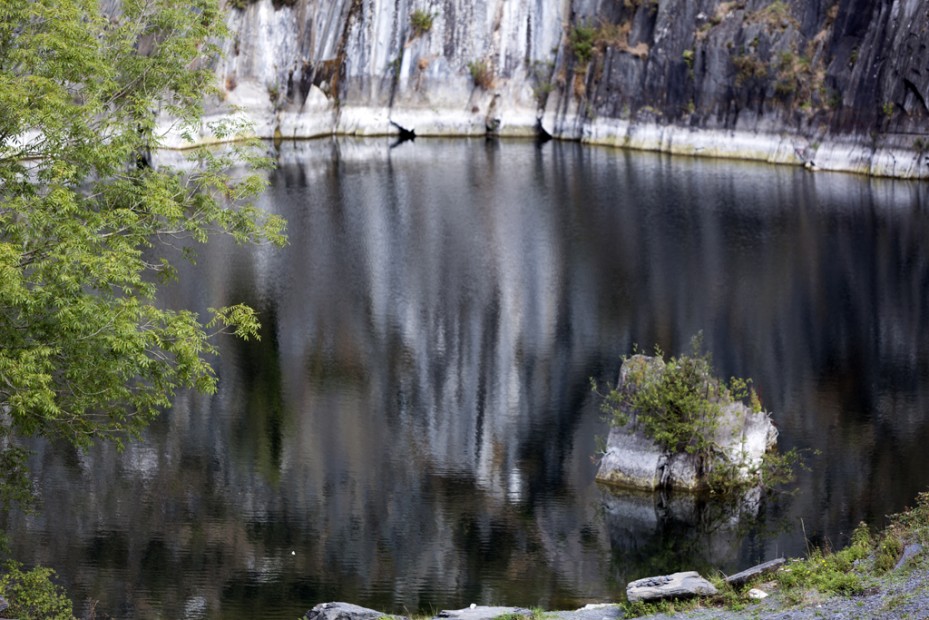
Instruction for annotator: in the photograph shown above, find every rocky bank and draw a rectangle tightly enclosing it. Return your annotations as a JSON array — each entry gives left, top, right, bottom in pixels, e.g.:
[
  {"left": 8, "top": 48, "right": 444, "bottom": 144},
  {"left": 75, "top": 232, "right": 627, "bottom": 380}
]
[
  {"left": 303, "top": 563, "right": 929, "bottom": 620},
  {"left": 173, "top": 0, "right": 929, "bottom": 178}
]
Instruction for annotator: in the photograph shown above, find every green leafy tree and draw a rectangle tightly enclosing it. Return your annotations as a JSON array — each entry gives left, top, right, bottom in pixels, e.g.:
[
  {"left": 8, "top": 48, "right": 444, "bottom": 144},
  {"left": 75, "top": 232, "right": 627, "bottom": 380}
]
[
  {"left": 0, "top": 0, "right": 285, "bottom": 508},
  {"left": 0, "top": 561, "right": 73, "bottom": 620}
]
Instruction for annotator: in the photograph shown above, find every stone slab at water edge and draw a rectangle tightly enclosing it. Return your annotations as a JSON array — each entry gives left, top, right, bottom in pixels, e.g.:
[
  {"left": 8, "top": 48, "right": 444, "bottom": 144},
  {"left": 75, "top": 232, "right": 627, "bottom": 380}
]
[
  {"left": 626, "top": 571, "right": 719, "bottom": 603},
  {"left": 305, "top": 602, "right": 408, "bottom": 620},
  {"left": 595, "top": 355, "right": 778, "bottom": 491}
]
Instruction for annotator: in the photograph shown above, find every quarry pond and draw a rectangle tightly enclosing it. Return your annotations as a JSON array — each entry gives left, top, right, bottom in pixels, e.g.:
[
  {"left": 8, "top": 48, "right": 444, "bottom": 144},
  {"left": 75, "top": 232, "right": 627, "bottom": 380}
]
[{"left": 7, "top": 138, "right": 929, "bottom": 619}]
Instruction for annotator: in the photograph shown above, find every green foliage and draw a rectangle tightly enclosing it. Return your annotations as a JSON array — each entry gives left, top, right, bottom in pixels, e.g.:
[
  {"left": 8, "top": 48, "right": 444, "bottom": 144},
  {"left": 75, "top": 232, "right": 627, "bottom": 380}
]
[
  {"left": 874, "top": 533, "right": 903, "bottom": 572},
  {"left": 628, "top": 344, "right": 722, "bottom": 456},
  {"left": 0, "top": 0, "right": 286, "bottom": 507},
  {"left": 410, "top": 9, "right": 435, "bottom": 38},
  {"left": 0, "top": 445, "right": 32, "bottom": 510},
  {"left": 607, "top": 336, "right": 756, "bottom": 457},
  {"left": 267, "top": 82, "right": 282, "bottom": 107},
  {"left": 748, "top": 0, "right": 797, "bottom": 28},
  {"left": 595, "top": 335, "right": 798, "bottom": 494},
  {"left": 776, "top": 530, "right": 871, "bottom": 598},
  {"left": 530, "top": 61, "right": 555, "bottom": 107},
  {"left": 771, "top": 500, "right": 929, "bottom": 606},
  {"left": 492, "top": 610, "right": 547, "bottom": 620},
  {"left": 467, "top": 60, "right": 494, "bottom": 90},
  {"left": 570, "top": 23, "right": 597, "bottom": 64},
  {"left": 732, "top": 53, "right": 767, "bottom": 85},
  {"left": 619, "top": 580, "right": 750, "bottom": 618},
  {"left": 620, "top": 598, "right": 684, "bottom": 617},
  {"left": 889, "top": 490, "right": 929, "bottom": 545},
  {"left": 0, "top": 562, "right": 74, "bottom": 620},
  {"left": 682, "top": 49, "right": 695, "bottom": 69},
  {"left": 777, "top": 523, "right": 872, "bottom": 601}
]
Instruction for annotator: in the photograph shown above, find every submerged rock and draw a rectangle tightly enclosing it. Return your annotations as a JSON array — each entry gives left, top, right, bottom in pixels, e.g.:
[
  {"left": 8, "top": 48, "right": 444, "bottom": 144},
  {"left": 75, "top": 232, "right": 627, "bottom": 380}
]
[
  {"left": 626, "top": 571, "right": 718, "bottom": 603},
  {"left": 596, "top": 355, "right": 778, "bottom": 492}
]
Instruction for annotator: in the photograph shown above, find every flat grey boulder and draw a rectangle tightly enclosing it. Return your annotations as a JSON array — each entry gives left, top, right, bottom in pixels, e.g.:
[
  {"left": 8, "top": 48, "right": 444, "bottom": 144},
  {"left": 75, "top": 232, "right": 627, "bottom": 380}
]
[
  {"left": 596, "top": 355, "right": 778, "bottom": 491},
  {"left": 437, "top": 606, "right": 532, "bottom": 620},
  {"left": 305, "top": 602, "right": 407, "bottom": 620},
  {"left": 626, "top": 571, "right": 718, "bottom": 603}
]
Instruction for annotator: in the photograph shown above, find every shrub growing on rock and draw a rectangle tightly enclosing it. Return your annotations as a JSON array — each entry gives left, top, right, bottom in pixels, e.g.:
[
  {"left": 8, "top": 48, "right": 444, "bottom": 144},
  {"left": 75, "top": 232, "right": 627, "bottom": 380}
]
[
  {"left": 468, "top": 60, "right": 494, "bottom": 89},
  {"left": 595, "top": 334, "right": 798, "bottom": 494},
  {"left": 617, "top": 337, "right": 757, "bottom": 456}
]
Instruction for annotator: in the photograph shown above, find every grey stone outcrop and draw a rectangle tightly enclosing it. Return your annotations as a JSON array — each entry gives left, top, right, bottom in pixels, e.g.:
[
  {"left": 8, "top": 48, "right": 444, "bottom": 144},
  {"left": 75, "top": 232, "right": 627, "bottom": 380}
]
[
  {"left": 625, "top": 571, "right": 718, "bottom": 603},
  {"left": 305, "top": 602, "right": 408, "bottom": 620},
  {"left": 595, "top": 355, "right": 778, "bottom": 492}
]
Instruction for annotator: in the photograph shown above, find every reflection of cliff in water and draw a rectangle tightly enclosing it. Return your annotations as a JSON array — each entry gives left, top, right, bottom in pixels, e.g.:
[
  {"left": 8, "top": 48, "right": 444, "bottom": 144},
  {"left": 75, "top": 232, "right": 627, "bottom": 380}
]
[
  {"left": 7, "top": 140, "right": 929, "bottom": 619},
  {"left": 600, "top": 485, "right": 767, "bottom": 582}
]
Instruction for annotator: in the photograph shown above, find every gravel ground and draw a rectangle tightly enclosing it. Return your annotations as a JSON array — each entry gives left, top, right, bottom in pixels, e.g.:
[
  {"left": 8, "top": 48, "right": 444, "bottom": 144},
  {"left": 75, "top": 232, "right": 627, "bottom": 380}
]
[{"left": 632, "top": 564, "right": 929, "bottom": 620}]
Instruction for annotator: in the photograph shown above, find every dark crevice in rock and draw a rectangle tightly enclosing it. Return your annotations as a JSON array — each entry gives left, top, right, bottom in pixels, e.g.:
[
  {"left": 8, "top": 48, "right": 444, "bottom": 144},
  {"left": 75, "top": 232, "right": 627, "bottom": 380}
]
[{"left": 904, "top": 77, "right": 929, "bottom": 116}]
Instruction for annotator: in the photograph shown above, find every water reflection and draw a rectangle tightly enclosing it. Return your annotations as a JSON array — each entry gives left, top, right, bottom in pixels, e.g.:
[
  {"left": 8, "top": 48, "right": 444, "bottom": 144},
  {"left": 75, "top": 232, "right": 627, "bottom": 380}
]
[{"left": 7, "top": 139, "right": 929, "bottom": 619}]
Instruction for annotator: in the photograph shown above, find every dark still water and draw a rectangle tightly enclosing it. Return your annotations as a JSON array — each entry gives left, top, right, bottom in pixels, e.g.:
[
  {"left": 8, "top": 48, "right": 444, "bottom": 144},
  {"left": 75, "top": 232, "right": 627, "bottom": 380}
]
[{"left": 8, "top": 139, "right": 929, "bottom": 619}]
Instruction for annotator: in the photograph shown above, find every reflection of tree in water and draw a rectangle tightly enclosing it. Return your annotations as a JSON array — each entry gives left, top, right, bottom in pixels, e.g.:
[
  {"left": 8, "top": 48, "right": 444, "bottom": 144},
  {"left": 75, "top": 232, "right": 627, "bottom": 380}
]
[{"left": 229, "top": 302, "right": 287, "bottom": 487}]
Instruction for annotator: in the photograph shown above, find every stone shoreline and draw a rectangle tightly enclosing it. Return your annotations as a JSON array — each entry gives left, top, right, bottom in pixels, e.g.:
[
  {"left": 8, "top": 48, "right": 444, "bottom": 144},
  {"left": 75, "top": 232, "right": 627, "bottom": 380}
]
[
  {"left": 304, "top": 560, "right": 929, "bottom": 620},
  {"left": 157, "top": 102, "right": 929, "bottom": 180}
]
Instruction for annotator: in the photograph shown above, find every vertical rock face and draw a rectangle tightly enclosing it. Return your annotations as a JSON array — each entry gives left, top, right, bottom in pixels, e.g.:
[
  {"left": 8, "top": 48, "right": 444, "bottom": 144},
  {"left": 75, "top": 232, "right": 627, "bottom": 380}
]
[
  {"left": 214, "top": 0, "right": 565, "bottom": 137},
  {"left": 204, "top": 0, "right": 929, "bottom": 177}
]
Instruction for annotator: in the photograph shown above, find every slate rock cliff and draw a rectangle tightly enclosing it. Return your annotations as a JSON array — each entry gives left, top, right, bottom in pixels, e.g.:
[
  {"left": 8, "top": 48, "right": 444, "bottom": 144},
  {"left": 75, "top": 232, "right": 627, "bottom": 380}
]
[{"left": 189, "top": 0, "right": 929, "bottom": 177}]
